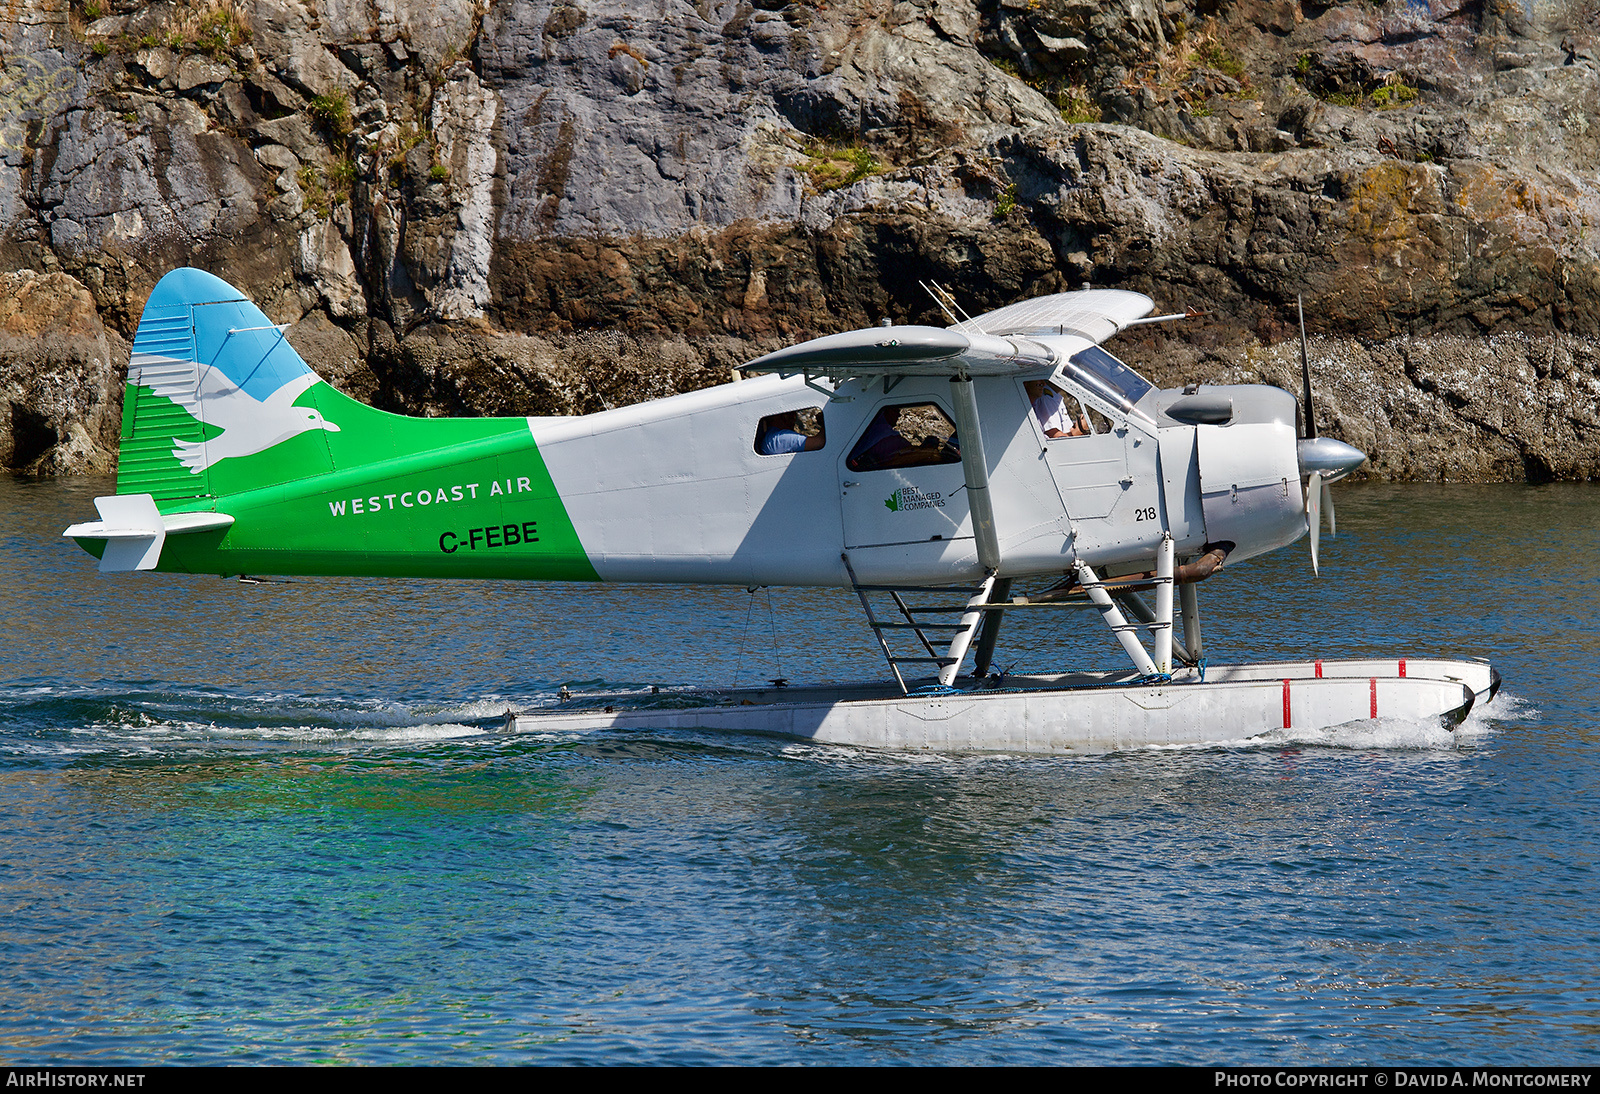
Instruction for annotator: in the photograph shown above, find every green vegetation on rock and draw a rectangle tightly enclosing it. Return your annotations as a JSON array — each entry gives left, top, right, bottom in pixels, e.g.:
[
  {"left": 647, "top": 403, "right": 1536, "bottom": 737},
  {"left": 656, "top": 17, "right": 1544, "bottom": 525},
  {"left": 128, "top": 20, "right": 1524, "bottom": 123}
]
[
  {"left": 308, "top": 91, "right": 353, "bottom": 140},
  {"left": 797, "top": 142, "right": 880, "bottom": 192}
]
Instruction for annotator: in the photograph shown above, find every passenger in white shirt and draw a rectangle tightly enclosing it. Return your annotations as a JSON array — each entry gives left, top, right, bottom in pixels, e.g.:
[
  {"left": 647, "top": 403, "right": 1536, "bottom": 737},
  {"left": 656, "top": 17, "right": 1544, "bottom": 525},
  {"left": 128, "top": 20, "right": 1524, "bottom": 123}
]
[{"left": 1026, "top": 381, "right": 1089, "bottom": 438}]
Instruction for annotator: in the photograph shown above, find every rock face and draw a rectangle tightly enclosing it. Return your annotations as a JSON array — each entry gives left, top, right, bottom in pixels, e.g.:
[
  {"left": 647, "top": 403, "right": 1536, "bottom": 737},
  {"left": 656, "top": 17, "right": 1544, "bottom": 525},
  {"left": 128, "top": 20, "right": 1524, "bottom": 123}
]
[
  {"left": 0, "top": 0, "right": 1595, "bottom": 479},
  {"left": 0, "top": 271, "right": 121, "bottom": 474}
]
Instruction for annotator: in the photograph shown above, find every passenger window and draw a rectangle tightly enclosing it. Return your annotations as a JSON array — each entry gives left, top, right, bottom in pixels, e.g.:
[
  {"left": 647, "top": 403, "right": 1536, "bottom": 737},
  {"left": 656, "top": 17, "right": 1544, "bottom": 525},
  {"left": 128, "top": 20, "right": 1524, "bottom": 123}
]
[
  {"left": 846, "top": 403, "right": 961, "bottom": 472},
  {"left": 755, "top": 407, "right": 825, "bottom": 455},
  {"left": 1025, "top": 380, "right": 1096, "bottom": 439}
]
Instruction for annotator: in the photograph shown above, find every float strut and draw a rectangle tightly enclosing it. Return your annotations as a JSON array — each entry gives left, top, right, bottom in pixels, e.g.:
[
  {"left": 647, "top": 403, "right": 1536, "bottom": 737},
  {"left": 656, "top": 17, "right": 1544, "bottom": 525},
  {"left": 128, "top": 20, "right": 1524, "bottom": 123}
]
[
  {"left": 843, "top": 552, "right": 909, "bottom": 695},
  {"left": 939, "top": 571, "right": 997, "bottom": 687},
  {"left": 1076, "top": 559, "right": 1158, "bottom": 677},
  {"left": 1153, "top": 533, "right": 1175, "bottom": 674},
  {"left": 1180, "top": 579, "right": 1203, "bottom": 661},
  {"left": 971, "top": 578, "right": 1013, "bottom": 678},
  {"left": 1111, "top": 590, "right": 1194, "bottom": 665}
]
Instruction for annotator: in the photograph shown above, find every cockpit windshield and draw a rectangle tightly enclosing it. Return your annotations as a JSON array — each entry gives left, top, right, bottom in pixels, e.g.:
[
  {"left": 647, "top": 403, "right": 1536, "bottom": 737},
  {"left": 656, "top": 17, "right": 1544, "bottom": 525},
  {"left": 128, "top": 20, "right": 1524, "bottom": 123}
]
[{"left": 1065, "top": 346, "right": 1155, "bottom": 420}]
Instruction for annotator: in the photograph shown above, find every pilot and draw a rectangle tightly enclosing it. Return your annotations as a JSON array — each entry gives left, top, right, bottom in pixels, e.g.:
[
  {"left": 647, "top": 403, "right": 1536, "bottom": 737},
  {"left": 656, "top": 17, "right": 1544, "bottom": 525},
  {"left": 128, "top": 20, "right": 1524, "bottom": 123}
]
[
  {"left": 758, "top": 410, "right": 824, "bottom": 455},
  {"left": 1026, "top": 380, "right": 1089, "bottom": 438}
]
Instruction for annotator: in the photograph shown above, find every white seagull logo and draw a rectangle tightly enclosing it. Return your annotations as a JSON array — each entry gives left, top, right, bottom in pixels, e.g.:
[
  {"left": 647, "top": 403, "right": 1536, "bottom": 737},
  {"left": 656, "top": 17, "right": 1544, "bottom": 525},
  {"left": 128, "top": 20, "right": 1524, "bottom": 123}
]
[{"left": 133, "top": 355, "right": 342, "bottom": 474}]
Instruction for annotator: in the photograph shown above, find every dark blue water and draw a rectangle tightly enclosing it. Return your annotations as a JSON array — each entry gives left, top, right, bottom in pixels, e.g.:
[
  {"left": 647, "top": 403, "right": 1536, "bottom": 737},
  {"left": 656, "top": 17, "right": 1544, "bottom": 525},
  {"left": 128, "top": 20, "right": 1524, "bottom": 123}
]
[{"left": 3, "top": 475, "right": 1596, "bottom": 1064}]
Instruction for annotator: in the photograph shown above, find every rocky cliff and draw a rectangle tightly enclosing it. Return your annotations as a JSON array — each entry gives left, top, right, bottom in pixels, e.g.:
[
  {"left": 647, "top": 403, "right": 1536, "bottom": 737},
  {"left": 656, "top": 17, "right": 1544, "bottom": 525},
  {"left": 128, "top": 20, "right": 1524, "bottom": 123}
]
[{"left": 1, "top": 0, "right": 1596, "bottom": 479}]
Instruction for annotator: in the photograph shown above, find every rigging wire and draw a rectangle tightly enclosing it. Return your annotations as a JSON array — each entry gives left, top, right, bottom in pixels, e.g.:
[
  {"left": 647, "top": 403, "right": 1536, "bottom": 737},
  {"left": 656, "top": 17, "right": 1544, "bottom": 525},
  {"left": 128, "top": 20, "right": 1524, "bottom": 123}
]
[
  {"left": 731, "top": 586, "right": 759, "bottom": 689},
  {"left": 765, "top": 587, "right": 787, "bottom": 685}
]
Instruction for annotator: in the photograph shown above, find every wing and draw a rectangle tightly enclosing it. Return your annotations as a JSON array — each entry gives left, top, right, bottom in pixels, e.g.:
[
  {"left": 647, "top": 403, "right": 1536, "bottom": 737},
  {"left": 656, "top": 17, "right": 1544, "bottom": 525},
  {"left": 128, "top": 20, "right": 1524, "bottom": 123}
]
[
  {"left": 740, "top": 324, "right": 1054, "bottom": 382},
  {"left": 171, "top": 437, "right": 209, "bottom": 474},
  {"left": 952, "top": 290, "right": 1155, "bottom": 343},
  {"left": 193, "top": 362, "right": 248, "bottom": 400}
]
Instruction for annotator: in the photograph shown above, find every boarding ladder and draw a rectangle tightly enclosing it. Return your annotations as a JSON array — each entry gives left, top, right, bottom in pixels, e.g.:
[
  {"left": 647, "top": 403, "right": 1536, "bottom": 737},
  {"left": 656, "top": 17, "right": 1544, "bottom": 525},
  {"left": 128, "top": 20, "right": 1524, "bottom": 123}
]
[{"left": 842, "top": 554, "right": 998, "bottom": 694}]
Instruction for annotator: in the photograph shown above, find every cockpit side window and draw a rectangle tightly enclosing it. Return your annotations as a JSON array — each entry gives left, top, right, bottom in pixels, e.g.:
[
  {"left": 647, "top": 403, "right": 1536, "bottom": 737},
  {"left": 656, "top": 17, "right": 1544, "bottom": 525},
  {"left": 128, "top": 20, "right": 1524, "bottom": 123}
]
[
  {"left": 755, "top": 407, "right": 825, "bottom": 455},
  {"left": 845, "top": 403, "right": 961, "bottom": 472},
  {"left": 1024, "top": 380, "right": 1096, "bottom": 439}
]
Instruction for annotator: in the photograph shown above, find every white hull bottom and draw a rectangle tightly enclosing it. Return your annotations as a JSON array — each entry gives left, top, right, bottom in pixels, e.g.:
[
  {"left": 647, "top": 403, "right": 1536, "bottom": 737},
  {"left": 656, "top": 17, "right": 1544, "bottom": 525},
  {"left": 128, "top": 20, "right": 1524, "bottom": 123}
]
[{"left": 504, "top": 658, "right": 1498, "bottom": 755}]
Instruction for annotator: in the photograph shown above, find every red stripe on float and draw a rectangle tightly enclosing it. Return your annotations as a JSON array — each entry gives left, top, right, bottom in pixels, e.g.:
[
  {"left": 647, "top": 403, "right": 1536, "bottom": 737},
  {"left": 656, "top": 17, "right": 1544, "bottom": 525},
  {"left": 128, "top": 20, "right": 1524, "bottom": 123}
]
[
  {"left": 1282, "top": 679, "right": 1292, "bottom": 728},
  {"left": 1370, "top": 677, "right": 1378, "bottom": 719},
  {"left": 1314, "top": 660, "right": 1323, "bottom": 678},
  {"left": 1398, "top": 659, "right": 1407, "bottom": 678}
]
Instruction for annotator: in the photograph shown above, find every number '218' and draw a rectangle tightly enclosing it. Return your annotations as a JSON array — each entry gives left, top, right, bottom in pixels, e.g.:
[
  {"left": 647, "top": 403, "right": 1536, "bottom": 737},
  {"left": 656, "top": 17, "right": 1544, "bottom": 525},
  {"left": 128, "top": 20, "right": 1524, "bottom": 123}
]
[{"left": 1134, "top": 507, "right": 1158, "bottom": 522}]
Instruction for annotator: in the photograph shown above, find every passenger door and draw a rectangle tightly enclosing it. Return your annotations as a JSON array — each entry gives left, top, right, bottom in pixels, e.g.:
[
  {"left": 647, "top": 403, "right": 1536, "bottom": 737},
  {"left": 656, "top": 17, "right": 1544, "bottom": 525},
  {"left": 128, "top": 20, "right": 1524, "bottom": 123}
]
[{"left": 839, "top": 399, "right": 972, "bottom": 552}]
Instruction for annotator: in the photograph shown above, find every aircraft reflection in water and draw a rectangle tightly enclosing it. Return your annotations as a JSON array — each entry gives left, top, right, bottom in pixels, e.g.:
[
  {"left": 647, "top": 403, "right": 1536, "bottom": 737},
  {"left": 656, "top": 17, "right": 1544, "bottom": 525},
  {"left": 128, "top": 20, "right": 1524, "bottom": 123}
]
[{"left": 64, "top": 269, "right": 1497, "bottom": 753}]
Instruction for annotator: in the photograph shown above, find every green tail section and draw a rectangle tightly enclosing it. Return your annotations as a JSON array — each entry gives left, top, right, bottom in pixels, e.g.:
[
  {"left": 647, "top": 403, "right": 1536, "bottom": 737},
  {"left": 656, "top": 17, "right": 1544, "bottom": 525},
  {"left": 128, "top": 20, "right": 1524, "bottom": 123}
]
[{"left": 107, "top": 268, "right": 599, "bottom": 582}]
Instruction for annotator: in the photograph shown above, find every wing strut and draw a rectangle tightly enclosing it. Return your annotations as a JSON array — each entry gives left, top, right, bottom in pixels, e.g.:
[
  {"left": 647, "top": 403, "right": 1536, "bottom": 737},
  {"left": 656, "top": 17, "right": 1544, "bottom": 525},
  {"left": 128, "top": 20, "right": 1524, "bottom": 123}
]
[{"left": 947, "top": 377, "right": 1001, "bottom": 571}]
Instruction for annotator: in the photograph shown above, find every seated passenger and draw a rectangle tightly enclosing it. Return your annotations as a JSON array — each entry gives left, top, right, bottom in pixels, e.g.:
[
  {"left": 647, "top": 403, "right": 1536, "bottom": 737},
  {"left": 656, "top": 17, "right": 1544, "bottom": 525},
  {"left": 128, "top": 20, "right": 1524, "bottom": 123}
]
[
  {"left": 850, "top": 407, "right": 910, "bottom": 468},
  {"left": 848, "top": 406, "right": 959, "bottom": 471},
  {"left": 758, "top": 410, "right": 824, "bottom": 455}
]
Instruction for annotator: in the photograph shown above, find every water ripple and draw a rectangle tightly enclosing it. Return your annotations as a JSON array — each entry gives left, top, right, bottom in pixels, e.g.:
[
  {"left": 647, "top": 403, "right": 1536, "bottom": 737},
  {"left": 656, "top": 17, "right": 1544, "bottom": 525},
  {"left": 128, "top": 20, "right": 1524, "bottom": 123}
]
[{"left": 1, "top": 478, "right": 1596, "bottom": 1063}]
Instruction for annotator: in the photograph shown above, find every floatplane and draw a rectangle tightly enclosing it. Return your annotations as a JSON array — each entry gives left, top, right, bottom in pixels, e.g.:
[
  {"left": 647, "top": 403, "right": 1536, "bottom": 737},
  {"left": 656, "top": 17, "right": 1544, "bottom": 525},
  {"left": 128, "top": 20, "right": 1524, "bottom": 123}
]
[{"left": 64, "top": 268, "right": 1496, "bottom": 752}]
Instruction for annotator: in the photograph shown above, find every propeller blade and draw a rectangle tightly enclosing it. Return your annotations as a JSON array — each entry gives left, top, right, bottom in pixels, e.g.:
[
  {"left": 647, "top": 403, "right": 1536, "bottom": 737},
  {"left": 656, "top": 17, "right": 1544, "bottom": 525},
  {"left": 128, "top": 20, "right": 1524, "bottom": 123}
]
[
  {"left": 1298, "top": 294, "right": 1317, "bottom": 441},
  {"left": 1306, "top": 469, "right": 1322, "bottom": 576},
  {"left": 1298, "top": 296, "right": 1338, "bottom": 569}
]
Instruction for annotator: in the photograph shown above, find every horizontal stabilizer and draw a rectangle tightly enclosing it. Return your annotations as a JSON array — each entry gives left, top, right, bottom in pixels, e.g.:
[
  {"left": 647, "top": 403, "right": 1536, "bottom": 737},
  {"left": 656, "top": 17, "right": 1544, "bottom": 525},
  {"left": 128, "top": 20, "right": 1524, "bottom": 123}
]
[
  {"left": 953, "top": 289, "right": 1155, "bottom": 343},
  {"left": 741, "top": 325, "right": 1053, "bottom": 380},
  {"left": 63, "top": 494, "right": 235, "bottom": 572}
]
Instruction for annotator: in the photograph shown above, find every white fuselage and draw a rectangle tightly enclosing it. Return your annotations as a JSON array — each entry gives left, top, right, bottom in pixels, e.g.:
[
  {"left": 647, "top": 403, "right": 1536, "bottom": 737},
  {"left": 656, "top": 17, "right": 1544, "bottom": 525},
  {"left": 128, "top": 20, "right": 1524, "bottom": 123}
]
[{"left": 531, "top": 359, "right": 1309, "bottom": 588}]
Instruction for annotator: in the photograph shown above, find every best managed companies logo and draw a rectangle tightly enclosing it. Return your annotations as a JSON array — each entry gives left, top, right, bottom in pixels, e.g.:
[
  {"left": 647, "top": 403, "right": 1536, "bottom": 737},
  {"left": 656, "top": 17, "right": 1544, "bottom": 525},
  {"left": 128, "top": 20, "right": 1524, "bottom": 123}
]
[{"left": 884, "top": 487, "right": 945, "bottom": 513}]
